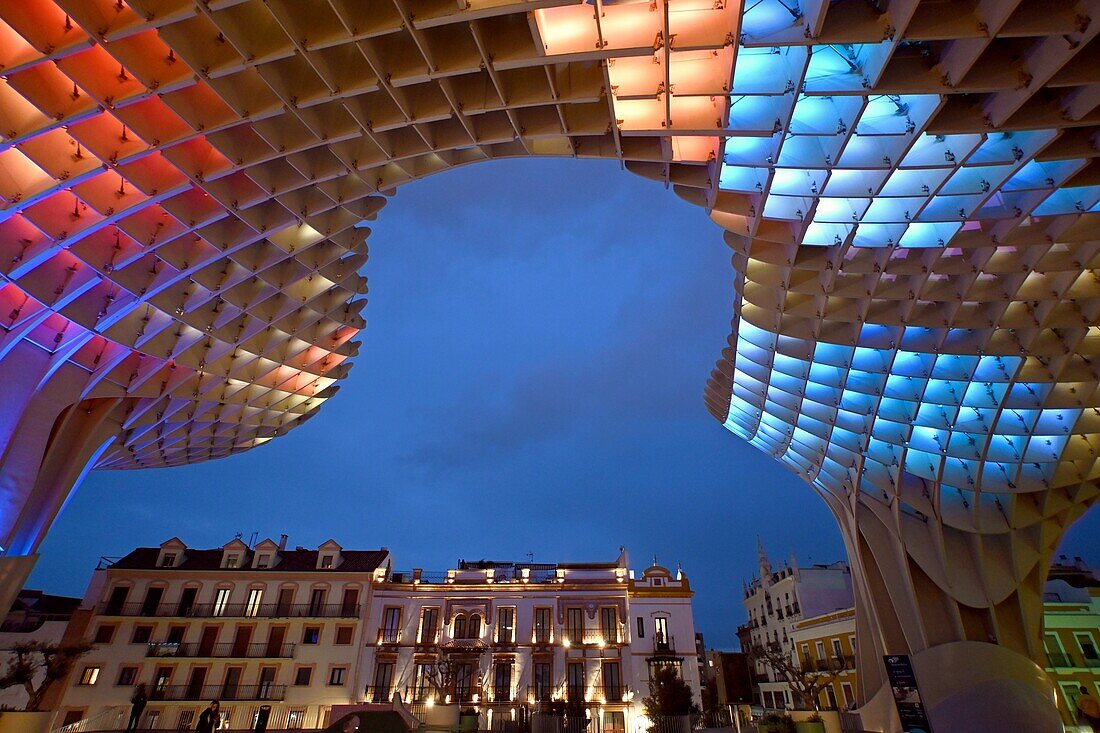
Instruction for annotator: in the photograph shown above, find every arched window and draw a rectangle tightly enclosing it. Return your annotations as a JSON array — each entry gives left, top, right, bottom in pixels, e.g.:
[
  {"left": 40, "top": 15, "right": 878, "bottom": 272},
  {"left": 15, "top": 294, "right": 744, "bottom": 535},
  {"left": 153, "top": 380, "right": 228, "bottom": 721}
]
[
  {"left": 453, "top": 614, "right": 467, "bottom": 640},
  {"left": 468, "top": 614, "right": 482, "bottom": 639}
]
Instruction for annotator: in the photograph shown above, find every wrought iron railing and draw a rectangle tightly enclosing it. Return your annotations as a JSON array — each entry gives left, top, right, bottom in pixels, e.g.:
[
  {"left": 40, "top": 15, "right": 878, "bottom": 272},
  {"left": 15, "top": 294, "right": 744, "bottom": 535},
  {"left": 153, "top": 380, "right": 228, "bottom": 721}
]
[
  {"left": 98, "top": 601, "right": 359, "bottom": 618},
  {"left": 149, "top": 684, "right": 286, "bottom": 701},
  {"left": 145, "top": 641, "right": 295, "bottom": 658}
]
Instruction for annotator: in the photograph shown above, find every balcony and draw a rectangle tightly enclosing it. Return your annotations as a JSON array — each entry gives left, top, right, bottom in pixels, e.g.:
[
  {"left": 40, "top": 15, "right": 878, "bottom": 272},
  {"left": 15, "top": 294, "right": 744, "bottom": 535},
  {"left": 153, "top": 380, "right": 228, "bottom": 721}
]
[
  {"left": 588, "top": 685, "right": 626, "bottom": 703},
  {"left": 652, "top": 635, "right": 676, "bottom": 654},
  {"left": 146, "top": 642, "right": 295, "bottom": 659},
  {"left": 487, "top": 687, "right": 517, "bottom": 703},
  {"left": 99, "top": 601, "right": 360, "bottom": 619},
  {"left": 377, "top": 628, "right": 401, "bottom": 645},
  {"left": 561, "top": 626, "right": 626, "bottom": 648},
  {"left": 150, "top": 684, "right": 286, "bottom": 702},
  {"left": 526, "top": 685, "right": 556, "bottom": 703},
  {"left": 366, "top": 685, "right": 396, "bottom": 704}
]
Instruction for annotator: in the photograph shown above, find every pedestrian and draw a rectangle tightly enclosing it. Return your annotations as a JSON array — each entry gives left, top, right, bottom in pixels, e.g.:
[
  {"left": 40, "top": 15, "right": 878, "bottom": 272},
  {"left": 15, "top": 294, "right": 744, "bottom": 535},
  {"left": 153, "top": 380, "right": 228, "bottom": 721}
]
[
  {"left": 196, "top": 700, "right": 221, "bottom": 733},
  {"left": 125, "top": 683, "right": 147, "bottom": 732},
  {"left": 1079, "top": 686, "right": 1100, "bottom": 731}
]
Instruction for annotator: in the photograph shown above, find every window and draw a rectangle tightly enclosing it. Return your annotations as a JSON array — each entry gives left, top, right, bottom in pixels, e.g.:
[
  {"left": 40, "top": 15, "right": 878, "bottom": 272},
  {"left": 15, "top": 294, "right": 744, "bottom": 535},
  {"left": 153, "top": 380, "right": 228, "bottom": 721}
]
[
  {"left": 160, "top": 553, "right": 176, "bottom": 567},
  {"left": 224, "top": 553, "right": 240, "bottom": 568},
  {"left": 815, "top": 641, "right": 826, "bottom": 662},
  {"left": 79, "top": 667, "right": 100, "bottom": 685},
  {"left": 117, "top": 666, "right": 138, "bottom": 686},
  {"left": 335, "top": 626, "right": 355, "bottom": 645},
  {"left": 654, "top": 617, "right": 669, "bottom": 650},
  {"left": 497, "top": 607, "right": 515, "bottom": 643},
  {"left": 468, "top": 613, "right": 482, "bottom": 639},
  {"left": 1076, "top": 633, "right": 1099, "bottom": 660},
  {"left": 144, "top": 711, "right": 160, "bottom": 729},
  {"left": 453, "top": 614, "right": 467, "bottom": 640},
  {"left": 320, "top": 554, "right": 334, "bottom": 569},
  {"left": 454, "top": 663, "right": 473, "bottom": 702},
  {"left": 413, "top": 664, "right": 434, "bottom": 702},
  {"left": 177, "top": 710, "right": 195, "bottom": 729},
  {"left": 303, "top": 627, "right": 320, "bottom": 645},
  {"left": 329, "top": 667, "right": 347, "bottom": 686},
  {"left": 567, "top": 662, "right": 585, "bottom": 701},
  {"left": 565, "top": 608, "right": 583, "bottom": 642},
  {"left": 600, "top": 607, "right": 618, "bottom": 643},
  {"left": 534, "top": 608, "right": 551, "bottom": 643},
  {"left": 832, "top": 638, "right": 843, "bottom": 658},
  {"left": 602, "top": 662, "right": 622, "bottom": 701},
  {"left": 637, "top": 616, "right": 645, "bottom": 639},
  {"left": 309, "top": 588, "right": 327, "bottom": 615},
  {"left": 256, "top": 554, "right": 271, "bottom": 569},
  {"left": 294, "top": 667, "right": 313, "bottom": 686},
  {"left": 603, "top": 711, "right": 626, "bottom": 733},
  {"left": 372, "top": 662, "right": 394, "bottom": 702},
  {"left": 492, "top": 660, "right": 512, "bottom": 701},
  {"left": 166, "top": 625, "right": 185, "bottom": 644},
  {"left": 381, "top": 607, "right": 401, "bottom": 643},
  {"left": 287, "top": 709, "right": 306, "bottom": 728},
  {"left": 534, "top": 662, "right": 552, "bottom": 701},
  {"left": 132, "top": 625, "right": 153, "bottom": 644},
  {"left": 841, "top": 682, "right": 855, "bottom": 708},
  {"left": 341, "top": 588, "right": 360, "bottom": 616},
  {"left": 176, "top": 587, "right": 197, "bottom": 617},
  {"left": 419, "top": 608, "right": 439, "bottom": 643},
  {"left": 212, "top": 588, "right": 231, "bottom": 617},
  {"left": 61, "top": 711, "right": 85, "bottom": 727},
  {"left": 800, "top": 643, "right": 810, "bottom": 666},
  {"left": 245, "top": 589, "right": 263, "bottom": 617},
  {"left": 93, "top": 625, "right": 116, "bottom": 644}
]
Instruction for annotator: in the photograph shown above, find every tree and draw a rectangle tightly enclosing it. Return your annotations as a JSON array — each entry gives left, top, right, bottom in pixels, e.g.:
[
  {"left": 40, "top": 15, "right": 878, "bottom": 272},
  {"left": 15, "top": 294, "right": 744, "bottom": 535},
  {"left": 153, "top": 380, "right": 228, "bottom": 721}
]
[
  {"left": 0, "top": 640, "right": 94, "bottom": 711},
  {"left": 641, "top": 665, "right": 701, "bottom": 733},
  {"left": 747, "top": 642, "right": 839, "bottom": 711}
]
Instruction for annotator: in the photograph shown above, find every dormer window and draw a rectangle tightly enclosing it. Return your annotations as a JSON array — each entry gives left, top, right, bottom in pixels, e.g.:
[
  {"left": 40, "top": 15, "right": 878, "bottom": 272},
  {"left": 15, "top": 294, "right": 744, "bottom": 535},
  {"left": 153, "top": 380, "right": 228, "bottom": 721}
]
[
  {"left": 320, "top": 555, "right": 334, "bottom": 569},
  {"left": 225, "top": 554, "right": 241, "bottom": 569},
  {"left": 256, "top": 555, "right": 271, "bottom": 569},
  {"left": 160, "top": 553, "right": 176, "bottom": 568}
]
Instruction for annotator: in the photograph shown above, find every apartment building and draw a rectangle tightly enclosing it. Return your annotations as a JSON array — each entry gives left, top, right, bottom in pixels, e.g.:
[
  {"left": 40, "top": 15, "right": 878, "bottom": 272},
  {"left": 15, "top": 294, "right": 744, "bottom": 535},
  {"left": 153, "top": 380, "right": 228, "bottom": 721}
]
[
  {"left": 788, "top": 608, "right": 857, "bottom": 712},
  {"left": 53, "top": 542, "right": 699, "bottom": 732},
  {"left": 360, "top": 553, "right": 700, "bottom": 733},
  {"left": 740, "top": 542, "right": 853, "bottom": 710},
  {"left": 58, "top": 537, "right": 391, "bottom": 730}
]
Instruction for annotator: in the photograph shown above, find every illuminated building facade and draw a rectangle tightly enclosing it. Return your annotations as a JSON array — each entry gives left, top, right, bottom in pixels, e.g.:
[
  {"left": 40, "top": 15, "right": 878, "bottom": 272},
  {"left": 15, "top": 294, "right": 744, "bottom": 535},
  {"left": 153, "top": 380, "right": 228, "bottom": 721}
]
[
  {"left": 363, "top": 555, "right": 699, "bottom": 733},
  {"left": 0, "top": 0, "right": 1098, "bottom": 730}
]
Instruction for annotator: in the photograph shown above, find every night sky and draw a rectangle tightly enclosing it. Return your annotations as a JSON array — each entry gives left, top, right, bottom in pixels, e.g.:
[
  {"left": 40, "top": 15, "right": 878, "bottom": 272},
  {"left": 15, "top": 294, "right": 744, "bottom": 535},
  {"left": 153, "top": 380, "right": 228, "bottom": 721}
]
[{"left": 28, "top": 158, "right": 1100, "bottom": 649}]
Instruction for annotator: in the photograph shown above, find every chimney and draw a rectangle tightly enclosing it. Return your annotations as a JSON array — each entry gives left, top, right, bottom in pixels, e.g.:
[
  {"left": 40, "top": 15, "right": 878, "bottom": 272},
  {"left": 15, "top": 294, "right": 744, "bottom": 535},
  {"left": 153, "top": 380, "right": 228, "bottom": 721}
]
[{"left": 278, "top": 534, "right": 288, "bottom": 551}]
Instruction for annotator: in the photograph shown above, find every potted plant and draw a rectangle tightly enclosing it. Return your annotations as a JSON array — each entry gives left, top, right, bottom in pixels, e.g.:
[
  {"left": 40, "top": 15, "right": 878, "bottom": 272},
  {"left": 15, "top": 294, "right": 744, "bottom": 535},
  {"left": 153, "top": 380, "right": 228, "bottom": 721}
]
[
  {"left": 0, "top": 640, "right": 94, "bottom": 733},
  {"left": 794, "top": 711, "right": 825, "bottom": 733},
  {"left": 759, "top": 712, "right": 796, "bottom": 733}
]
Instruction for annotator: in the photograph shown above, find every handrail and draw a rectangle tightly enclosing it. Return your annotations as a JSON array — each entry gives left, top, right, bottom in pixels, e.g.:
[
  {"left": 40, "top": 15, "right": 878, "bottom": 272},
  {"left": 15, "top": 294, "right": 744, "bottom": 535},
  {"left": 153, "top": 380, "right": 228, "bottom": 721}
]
[
  {"left": 98, "top": 601, "right": 360, "bottom": 618},
  {"left": 146, "top": 641, "right": 296, "bottom": 658},
  {"left": 53, "top": 705, "right": 127, "bottom": 733}
]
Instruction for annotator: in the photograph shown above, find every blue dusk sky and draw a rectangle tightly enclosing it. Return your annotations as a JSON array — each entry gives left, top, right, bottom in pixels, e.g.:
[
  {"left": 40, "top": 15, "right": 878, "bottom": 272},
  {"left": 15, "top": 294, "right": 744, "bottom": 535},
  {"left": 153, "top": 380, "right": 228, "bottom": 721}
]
[{"left": 29, "top": 158, "right": 1100, "bottom": 649}]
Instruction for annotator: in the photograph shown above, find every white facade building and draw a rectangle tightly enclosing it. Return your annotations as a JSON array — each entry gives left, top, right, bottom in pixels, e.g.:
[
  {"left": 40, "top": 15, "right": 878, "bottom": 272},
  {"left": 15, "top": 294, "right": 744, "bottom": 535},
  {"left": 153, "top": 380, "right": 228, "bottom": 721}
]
[
  {"left": 740, "top": 542, "right": 853, "bottom": 711},
  {"left": 58, "top": 537, "right": 391, "bottom": 730},
  {"left": 361, "top": 554, "right": 700, "bottom": 733},
  {"left": 55, "top": 541, "right": 700, "bottom": 732}
]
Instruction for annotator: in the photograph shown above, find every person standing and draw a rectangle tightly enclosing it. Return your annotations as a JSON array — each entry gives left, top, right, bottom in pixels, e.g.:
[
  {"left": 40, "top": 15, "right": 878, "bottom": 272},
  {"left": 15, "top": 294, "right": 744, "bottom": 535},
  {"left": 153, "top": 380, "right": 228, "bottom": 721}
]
[
  {"left": 196, "top": 700, "right": 221, "bottom": 733},
  {"left": 1079, "top": 686, "right": 1100, "bottom": 731},
  {"left": 125, "top": 683, "right": 147, "bottom": 732}
]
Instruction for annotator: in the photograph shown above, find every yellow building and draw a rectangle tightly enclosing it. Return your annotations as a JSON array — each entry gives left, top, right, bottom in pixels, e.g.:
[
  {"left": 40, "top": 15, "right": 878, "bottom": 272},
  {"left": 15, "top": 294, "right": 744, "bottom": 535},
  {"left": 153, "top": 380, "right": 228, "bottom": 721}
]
[
  {"left": 1042, "top": 560, "right": 1100, "bottom": 726},
  {"left": 771, "top": 559, "right": 1100, "bottom": 728},
  {"left": 788, "top": 609, "right": 858, "bottom": 712}
]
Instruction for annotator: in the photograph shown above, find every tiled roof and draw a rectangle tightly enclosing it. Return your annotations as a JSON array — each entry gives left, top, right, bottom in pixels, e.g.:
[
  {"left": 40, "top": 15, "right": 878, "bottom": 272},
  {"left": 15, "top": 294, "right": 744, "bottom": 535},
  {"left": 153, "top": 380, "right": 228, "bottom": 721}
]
[{"left": 111, "top": 547, "right": 388, "bottom": 573}]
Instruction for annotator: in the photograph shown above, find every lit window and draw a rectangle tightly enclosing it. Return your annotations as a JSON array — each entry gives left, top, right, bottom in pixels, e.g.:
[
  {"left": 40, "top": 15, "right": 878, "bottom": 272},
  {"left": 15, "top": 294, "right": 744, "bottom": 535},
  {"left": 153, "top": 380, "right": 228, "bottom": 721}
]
[
  {"left": 287, "top": 709, "right": 306, "bottom": 727},
  {"left": 212, "top": 588, "right": 231, "bottom": 617},
  {"left": 329, "top": 667, "right": 347, "bottom": 686},
  {"left": 79, "top": 667, "right": 100, "bottom": 685},
  {"left": 245, "top": 589, "right": 263, "bottom": 617}
]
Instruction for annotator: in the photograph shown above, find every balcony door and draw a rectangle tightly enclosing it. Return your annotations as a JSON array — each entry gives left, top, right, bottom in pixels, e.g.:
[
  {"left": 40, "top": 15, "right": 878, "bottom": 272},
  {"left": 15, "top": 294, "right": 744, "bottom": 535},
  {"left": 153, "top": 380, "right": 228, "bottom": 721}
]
[
  {"left": 341, "top": 588, "right": 360, "bottom": 617},
  {"left": 567, "top": 662, "right": 584, "bottom": 703},
  {"left": 258, "top": 667, "right": 277, "bottom": 699},
  {"left": 276, "top": 588, "right": 293, "bottom": 616},
  {"left": 221, "top": 667, "right": 242, "bottom": 700},
  {"left": 232, "top": 626, "right": 253, "bottom": 657},
  {"left": 141, "top": 587, "right": 164, "bottom": 616},
  {"left": 266, "top": 626, "right": 287, "bottom": 658},
  {"left": 185, "top": 667, "right": 207, "bottom": 700},
  {"left": 198, "top": 626, "right": 219, "bottom": 657},
  {"left": 104, "top": 586, "right": 129, "bottom": 615},
  {"left": 176, "top": 587, "right": 197, "bottom": 616}
]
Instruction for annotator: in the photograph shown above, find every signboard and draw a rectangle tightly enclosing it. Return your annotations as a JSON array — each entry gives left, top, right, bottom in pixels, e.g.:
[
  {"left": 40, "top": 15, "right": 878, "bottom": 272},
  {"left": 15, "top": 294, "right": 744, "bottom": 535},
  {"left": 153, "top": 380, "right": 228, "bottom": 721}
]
[{"left": 882, "top": 654, "right": 933, "bottom": 733}]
